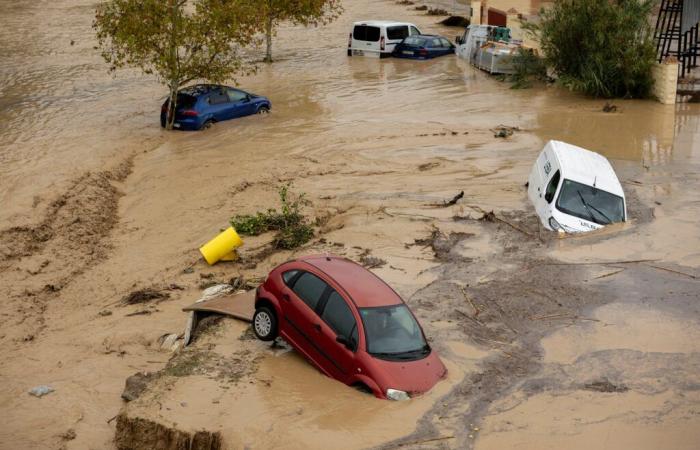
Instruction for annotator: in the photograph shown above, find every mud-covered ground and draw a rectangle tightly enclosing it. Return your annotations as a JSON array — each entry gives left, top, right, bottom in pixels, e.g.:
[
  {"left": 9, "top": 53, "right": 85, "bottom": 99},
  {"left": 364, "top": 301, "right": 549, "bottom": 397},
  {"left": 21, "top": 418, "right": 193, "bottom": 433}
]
[{"left": 1, "top": 0, "right": 700, "bottom": 449}]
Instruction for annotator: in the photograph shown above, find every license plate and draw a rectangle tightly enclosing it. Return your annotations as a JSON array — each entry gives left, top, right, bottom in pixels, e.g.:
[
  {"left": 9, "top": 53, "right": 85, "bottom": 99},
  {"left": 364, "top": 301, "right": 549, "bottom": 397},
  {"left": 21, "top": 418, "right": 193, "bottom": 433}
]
[
  {"left": 402, "top": 50, "right": 414, "bottom": 55},
  {"left": 352, "top": 49, "right": 364, "bottom": 56},
  {"left": 173, "top": 123, "right": 181, "bottom": 128}
]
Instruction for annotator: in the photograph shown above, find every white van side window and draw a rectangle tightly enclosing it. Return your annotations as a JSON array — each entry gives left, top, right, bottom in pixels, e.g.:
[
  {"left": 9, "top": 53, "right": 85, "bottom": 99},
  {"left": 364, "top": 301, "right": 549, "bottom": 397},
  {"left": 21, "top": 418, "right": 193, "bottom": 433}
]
[
  {"left": 544, "top": 170, "right": 560, "bottom": 203},
  {"left": 387, "top": 26, "right": 409, "bottom": 40},
  {"left": 410, "top": 26, "right": 421, "bottom": 36}
]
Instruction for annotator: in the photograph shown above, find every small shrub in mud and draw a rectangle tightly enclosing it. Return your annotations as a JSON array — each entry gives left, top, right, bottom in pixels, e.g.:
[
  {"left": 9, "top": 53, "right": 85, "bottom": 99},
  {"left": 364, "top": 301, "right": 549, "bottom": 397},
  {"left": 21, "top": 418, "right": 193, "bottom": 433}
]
[
  {"left": 509, "top": 48, "right": 548, "bottom": 89},
  {"left": 230, "top": 184, "right": 314, "bottom": 249}
]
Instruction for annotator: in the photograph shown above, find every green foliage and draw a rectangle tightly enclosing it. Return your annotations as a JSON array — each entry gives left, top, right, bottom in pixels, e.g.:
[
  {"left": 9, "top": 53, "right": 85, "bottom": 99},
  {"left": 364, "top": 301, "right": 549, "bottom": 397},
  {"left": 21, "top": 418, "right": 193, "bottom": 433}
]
[
  {"left": 528, "top": 0, "right": 657, "bottom": 98},
  {"left": 510, "top": 48, "right": 548, "bottom": 89},
  {"left": 93, "top": 0, "right": 260, "bottom": 129},
  {"left": 231, "top": 184, "right": 314, "bottom": 249},
  {"left": 250, "top": 0, "right": 344, "bottom": 62}
]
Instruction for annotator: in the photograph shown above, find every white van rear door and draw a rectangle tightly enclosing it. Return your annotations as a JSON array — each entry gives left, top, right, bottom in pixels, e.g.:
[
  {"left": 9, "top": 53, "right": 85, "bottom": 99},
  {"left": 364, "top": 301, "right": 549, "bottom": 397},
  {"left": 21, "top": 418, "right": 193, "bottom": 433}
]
[{"left": 352, "top": 24, "right": 381, "bottom": 55}]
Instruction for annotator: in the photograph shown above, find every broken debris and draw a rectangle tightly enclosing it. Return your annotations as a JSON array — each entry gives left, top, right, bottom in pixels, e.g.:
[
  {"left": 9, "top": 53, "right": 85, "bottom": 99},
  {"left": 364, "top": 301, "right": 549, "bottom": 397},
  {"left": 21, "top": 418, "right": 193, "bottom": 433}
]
[
  {"left": 602, "top": 102, "right": 618, "bottom": 113},
  {"left": 121, "top": 372, "right": 155, "bottom": 402},
  {"left": 28, "top": 385, "right": 54, "bottom": 398},
  {"left": 440, "top": 16, "right": 470, "bottom": 27},
  {"left": 359, "top": 250, "right": 387, "bottom": 269},
  {"left": 583, "top": 378, "right": 629, "bottom": 393},
  {"left": 442, "top": 191, "right": 464, "bottom": 207},
  {"left": 492, "top": 125, "right": 520, "bottom": 138},
  {"left": 122, "top": 288, "right": 169, "bottom": 305}
]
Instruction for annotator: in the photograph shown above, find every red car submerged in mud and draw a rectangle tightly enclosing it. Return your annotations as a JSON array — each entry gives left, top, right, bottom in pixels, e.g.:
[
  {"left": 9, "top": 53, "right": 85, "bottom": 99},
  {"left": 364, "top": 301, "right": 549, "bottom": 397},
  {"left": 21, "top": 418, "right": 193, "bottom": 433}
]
[{"left": 253, "top": 255, "right": 447, "bottom": 400}]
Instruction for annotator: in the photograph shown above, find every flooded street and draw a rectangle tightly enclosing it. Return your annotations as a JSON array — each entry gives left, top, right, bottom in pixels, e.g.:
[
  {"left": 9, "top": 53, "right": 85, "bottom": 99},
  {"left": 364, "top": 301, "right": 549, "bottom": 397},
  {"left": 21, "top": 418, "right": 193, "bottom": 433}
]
[{"left": 1, "top": 0, "right": 699, "bottom": 449}]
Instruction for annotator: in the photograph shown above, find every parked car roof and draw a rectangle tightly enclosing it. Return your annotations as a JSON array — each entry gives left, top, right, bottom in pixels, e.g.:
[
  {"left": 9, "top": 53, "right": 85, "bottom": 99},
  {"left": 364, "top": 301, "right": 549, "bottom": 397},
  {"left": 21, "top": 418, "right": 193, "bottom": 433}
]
[
  {"left": 548, "top": 140, "right": 624, "bottom": 197},
  {"left": 179, "top": 84, "right": 227, "bottom": 97},
  {"left": 297, "top": 255, "right": 403, "bottom": 308},
  {"left": 353, "top": 20, "right": 415, "bottom": 27}
]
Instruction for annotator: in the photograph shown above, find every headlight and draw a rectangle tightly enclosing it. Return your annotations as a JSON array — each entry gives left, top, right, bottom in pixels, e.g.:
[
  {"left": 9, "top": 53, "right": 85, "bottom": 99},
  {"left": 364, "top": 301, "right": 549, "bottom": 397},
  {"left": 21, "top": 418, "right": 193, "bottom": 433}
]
[
  {"left": 548, "top": 217, "right": 564, "bottom": 233},
  {"left": 386, "top": 388, "right": 410, "bottom": 401}
]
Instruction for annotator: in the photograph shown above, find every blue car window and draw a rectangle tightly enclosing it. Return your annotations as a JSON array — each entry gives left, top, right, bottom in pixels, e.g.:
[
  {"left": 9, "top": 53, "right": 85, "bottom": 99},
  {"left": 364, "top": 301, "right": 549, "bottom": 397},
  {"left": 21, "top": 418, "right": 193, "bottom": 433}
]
[
  {"left": 209, "top": 91, "right": 228, "bottom": 105},
  {"left": 431, "top": 38, "right": 441, "bottom": 47},
  {"left": 404, "top": 37, "right": 426, "bottom": 46},
  {"left": 176, "top": 94, "right": 196, "bottom": 108},
  {"left": 226, "top": 88, "right": 248, "bottom": 102}
]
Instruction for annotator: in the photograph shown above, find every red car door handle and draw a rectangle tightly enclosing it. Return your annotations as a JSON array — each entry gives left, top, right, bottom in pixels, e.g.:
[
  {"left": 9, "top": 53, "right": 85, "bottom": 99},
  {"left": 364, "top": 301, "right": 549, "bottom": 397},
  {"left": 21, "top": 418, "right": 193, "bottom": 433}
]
[
  {"left": 282, "top": 294, "right": 290, "bottom": 302},
  {"left": 313, "top": 323, "right": 322, "bottom": 332}
]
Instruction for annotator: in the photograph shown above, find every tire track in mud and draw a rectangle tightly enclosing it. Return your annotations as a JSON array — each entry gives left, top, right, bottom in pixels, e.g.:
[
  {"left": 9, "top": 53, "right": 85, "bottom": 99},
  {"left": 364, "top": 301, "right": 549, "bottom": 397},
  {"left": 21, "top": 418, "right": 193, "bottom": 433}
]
[{"left": 0, "top": 157, "right": 134, "bottom": 341}]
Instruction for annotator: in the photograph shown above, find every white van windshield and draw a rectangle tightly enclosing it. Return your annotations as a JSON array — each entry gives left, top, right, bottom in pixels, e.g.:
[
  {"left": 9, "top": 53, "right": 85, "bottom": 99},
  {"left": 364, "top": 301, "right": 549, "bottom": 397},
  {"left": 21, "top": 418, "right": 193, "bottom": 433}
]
[{"left": 556, "top": 179, "right": 625, "bottom": 225}]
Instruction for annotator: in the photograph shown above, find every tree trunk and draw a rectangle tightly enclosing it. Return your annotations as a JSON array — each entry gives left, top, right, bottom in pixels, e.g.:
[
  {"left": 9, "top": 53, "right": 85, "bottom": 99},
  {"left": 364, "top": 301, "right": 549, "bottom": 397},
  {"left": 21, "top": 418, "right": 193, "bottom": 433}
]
[
  {"left": 264, "top": 14, "right": 273, "bottom": 63},
  {"left": 166, "top": 83, "right": 178, "bottom": 130},
  {"left": 166, "top": 0, "right": 179, "bottom": 130}
]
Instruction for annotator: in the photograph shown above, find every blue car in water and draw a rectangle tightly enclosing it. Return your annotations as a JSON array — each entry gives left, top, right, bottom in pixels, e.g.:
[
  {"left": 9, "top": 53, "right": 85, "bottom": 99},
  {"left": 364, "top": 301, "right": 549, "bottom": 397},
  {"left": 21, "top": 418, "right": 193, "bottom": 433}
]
[
  {"left": 391, "top": 34, "right": 455, "bottom": 59},
  {"left": 160, "top": 84, "right": 271, "bottom": 130}
]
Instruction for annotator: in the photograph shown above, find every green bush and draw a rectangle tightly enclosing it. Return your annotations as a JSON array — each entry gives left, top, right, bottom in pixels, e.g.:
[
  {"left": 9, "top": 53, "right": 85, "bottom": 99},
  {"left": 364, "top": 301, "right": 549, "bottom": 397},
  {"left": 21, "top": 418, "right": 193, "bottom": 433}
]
[
  {"left": 528, "top": 0, "right": 657, "bottom": 98},
  {"left": 231, "top": 184, "right": 314, "bottom": 249},
  {"left": 510, "top": 48, "right": 549, "bottom": 89}
]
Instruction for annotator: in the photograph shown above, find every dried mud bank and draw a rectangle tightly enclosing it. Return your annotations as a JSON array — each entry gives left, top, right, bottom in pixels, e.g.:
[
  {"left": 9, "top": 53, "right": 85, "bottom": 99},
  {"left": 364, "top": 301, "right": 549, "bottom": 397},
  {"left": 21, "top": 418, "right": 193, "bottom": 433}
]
[{"left": 0, "top": 158, "right": 134, "bottom": 342}]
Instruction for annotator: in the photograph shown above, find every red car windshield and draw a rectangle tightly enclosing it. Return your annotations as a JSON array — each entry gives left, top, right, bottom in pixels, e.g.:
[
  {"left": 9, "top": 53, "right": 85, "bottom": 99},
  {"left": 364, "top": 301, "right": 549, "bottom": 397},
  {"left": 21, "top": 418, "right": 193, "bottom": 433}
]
[{"left": 359, "top": 305, "right": 429, "bottom": 360}]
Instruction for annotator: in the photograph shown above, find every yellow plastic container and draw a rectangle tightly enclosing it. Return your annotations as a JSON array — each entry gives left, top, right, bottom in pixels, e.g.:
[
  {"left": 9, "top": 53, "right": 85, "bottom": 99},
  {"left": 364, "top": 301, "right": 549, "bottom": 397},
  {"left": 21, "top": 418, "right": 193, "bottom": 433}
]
[{"left": 199, "top": 227, "right": 243, "bottom": 265}]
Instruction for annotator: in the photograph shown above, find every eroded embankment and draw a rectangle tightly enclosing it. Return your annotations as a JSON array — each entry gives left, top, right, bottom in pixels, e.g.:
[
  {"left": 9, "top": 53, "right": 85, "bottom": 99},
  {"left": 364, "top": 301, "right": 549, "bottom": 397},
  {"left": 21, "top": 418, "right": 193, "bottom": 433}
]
[{"left": 115, "top": 414, "right": 222, "bottom": 450}]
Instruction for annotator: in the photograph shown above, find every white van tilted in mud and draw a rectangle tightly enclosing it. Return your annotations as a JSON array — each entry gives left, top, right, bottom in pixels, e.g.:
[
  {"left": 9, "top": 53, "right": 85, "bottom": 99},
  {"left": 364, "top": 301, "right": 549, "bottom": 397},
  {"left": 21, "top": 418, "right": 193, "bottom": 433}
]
[
  {"left": 528, "top": 141, "right": 626, "bottom": 233},
  {"left": 348, "top": 21, "right": 422, "bottom": 58}
]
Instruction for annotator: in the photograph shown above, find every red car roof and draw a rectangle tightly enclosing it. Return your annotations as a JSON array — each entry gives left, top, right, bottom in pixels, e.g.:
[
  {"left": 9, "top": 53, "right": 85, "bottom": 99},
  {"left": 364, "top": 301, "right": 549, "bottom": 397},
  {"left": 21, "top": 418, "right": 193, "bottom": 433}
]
[{"left": 298, "top": 255, "right": 403, "bottom": 308}]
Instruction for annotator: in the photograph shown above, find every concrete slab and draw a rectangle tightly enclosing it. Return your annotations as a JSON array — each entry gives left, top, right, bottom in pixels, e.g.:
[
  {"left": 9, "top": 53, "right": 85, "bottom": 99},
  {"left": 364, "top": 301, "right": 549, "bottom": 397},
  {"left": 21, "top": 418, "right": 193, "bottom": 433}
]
[{"left": 182, "top": 289, "right": 255, "bottom": 322}]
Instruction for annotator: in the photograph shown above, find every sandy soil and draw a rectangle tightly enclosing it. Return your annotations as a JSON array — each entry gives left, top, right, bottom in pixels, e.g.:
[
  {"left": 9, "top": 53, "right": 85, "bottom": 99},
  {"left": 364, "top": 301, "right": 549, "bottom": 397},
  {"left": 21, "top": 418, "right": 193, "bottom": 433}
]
[{"left": 1, "top": 0, "right": 699, "bottom": 449}]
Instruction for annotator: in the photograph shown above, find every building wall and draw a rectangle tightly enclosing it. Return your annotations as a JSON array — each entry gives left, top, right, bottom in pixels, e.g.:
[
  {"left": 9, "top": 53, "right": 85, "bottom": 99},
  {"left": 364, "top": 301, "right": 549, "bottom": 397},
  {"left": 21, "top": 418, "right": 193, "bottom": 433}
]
[{"left": 652, "top": 59, "right": 679, "bottom": 105}]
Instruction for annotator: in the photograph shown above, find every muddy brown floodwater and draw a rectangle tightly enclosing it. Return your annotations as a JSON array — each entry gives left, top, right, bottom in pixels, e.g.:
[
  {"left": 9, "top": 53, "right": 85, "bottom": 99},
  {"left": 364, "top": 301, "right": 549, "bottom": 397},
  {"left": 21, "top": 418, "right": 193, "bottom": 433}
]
[{"left": 1, "top": 0, "right": 700, "bottom": 449}]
